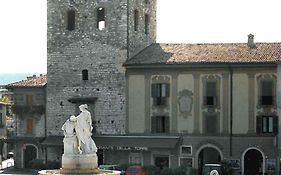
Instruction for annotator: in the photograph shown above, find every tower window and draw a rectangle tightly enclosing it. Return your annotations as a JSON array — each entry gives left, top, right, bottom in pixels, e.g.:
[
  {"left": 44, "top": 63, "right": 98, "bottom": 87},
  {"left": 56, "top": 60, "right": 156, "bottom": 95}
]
[
  {"left": 67, "top": 10, "right": 75, "bottom": 30},
  {"left": 145, "top": 14, "right": 149, "bottom": 34},
  {"left": 97, "top": 7, "right": 105, "bottom": 31},
  {"left": 134, "top": 10, "right": 139, "bottom": 31},
  {"left": 82, "top": 69, "right": 89, "bottom": 80}
]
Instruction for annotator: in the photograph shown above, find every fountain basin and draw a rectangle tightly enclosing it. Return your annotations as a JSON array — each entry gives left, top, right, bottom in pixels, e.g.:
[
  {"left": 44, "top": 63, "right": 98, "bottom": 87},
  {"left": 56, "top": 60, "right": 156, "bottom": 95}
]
[{"left": 38, "top": 169, "right": 121, "bottom": 175}]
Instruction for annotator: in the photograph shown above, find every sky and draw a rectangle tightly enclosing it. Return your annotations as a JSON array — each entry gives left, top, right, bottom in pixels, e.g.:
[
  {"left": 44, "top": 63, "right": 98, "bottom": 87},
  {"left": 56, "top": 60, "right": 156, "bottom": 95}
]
[{"left": 0, "top": 0, "right": 281, "bottom": 74}]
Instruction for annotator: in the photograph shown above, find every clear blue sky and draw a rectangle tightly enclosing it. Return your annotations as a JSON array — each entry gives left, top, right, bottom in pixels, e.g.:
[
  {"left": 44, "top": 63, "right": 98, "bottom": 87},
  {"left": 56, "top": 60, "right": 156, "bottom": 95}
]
[{"left": 0, "top": 0, "right": 280, "bottom": 74}]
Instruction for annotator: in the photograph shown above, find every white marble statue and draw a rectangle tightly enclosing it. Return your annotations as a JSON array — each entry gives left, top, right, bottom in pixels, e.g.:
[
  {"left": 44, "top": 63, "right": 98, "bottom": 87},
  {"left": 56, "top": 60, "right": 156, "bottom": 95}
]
[
  {"left": 69, "top": 104, "right": 97, "bottom": 154},
  {"left": 61, "top": 116, "right": 79, "bottom": 154}
]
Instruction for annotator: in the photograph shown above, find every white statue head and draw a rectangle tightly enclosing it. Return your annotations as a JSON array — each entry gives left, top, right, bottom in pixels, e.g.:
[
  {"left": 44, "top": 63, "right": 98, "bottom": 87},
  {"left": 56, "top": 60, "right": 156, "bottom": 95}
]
[{"left": 79, "top": 104, "right": 88, "bottom": 111}]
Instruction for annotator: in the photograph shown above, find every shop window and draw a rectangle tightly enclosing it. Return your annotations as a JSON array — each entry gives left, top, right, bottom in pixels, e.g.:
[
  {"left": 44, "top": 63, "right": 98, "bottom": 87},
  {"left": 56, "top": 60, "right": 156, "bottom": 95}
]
[
  {"left": 129, "top": 153, "right": 142, "bottom": 165},
  {"left": 151, "top": 116, "right": 169, "bottom": 133},
  {"left": 97, "top": 7, "right": 105, "bottom": 30},
  {"left": 151, "top": 83, "right": 170, "bottom": 106},
  {"left": 154, "top": 155, "right": 169, "bottom": 169},
  {"left": 26, "top": 118, "right": 34, "bottom": 134},
  {"left": 260, "top": 80, "right": 274, "bottom": 106},
  {"left": 67, "top": 9, "right": 75, "bottom": 30},
  {"left": 82, "top": 69, "right": 89, "bottom": 80},
  {"left": 145, "top": 14, "right": 149, "bottom": 34},
  {"left": 180, "top": 145, "right": 192, "bottom": 155},
  {"left": 204, "top": 115, "right": 218, "bottom": 134},
  {"left": 134, "top": 10, "right": 139, "bottom": 31},
  {"left": 204, "top": 81, "right": 217, "bottom": 106},
  {"left": 256, "top": 116, "right": 278, "bottom": 134}
]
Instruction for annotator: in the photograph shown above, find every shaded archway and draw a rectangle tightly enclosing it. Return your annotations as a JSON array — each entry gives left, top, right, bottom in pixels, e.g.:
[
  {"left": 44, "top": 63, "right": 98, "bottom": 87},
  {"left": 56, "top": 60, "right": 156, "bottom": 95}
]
[
  {"left": 197, "top": 145, "right": 222, "bottom": 175},
  {"left": 23, "top": 145, "right": 38, "bottom": 168},
  {"left": 243, "top": 148, "right": 264, "bottom": 175}
]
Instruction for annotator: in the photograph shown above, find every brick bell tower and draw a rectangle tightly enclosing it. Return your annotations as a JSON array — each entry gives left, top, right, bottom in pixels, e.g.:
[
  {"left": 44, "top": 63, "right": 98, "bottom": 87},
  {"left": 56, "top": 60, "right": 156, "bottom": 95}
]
[{"left": 46, "top": 0, "right": 157, "bottom": 139}]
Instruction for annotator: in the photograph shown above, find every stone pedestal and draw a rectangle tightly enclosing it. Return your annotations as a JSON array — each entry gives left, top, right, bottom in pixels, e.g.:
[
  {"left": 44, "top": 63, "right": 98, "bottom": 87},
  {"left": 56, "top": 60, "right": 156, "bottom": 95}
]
[{"left": 62, "top": 153, "right": 98, "bottom": 170}]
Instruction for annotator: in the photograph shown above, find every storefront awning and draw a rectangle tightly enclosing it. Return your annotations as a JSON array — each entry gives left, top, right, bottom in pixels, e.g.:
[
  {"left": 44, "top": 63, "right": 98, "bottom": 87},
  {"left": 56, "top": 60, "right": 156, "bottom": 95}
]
[{"left": 41, "top": 135, "right": 180, "bottom": 149}]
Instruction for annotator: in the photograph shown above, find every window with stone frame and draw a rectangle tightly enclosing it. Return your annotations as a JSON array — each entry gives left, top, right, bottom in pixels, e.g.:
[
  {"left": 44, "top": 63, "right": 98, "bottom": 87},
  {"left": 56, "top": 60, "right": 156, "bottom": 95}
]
[
  {"left": 67, "top": 9, "right": 75, "bottom": 31},
  {"left": 145, "top": 14, "right": 149, "bottom": 34},
  {"left": 82, "top": 69, "right": 89, "bottom": 80},
  {"left": 203, "top": 114, "right": 219, "bottom": 134},
  {"left": 256, "top": 115, "right": 278, "bottom": 134},
  {"left": 151, "top": 83, "right": 170, "bottom": 106},
  {"left": 134, "top": 10, "right": 139, "bottom": 31},
  {"left": 97, "top": 7, "right": 106, "bottom": 30},
  {"left": 204, "top": 81, "right": 217, "bottom": 107},
  {"left": 151, "top": 116, "right": 169, "bottom": 133},
  {"left": 260, "top": 80, "right": 274, "bottom": 106}
]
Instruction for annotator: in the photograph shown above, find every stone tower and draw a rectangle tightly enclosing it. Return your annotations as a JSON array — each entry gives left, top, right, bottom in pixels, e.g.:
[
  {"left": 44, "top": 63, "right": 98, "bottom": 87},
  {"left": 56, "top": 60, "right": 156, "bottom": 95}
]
[{"left": 47, "top": 0, "right": 157, "bottom": 136}]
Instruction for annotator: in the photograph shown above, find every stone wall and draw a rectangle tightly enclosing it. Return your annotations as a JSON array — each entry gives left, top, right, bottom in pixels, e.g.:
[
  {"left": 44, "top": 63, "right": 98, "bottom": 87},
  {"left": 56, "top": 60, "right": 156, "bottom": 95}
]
[{"left": 47, "top": 0, "right": 157, "bottom": 135}]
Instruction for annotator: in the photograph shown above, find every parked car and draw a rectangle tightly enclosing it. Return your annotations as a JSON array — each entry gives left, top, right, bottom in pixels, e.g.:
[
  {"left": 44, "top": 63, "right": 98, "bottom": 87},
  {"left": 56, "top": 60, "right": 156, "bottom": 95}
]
[
  {"left": 99, "top": 164, "right": 125, "bottom": 174},
  {"left": 202, "top": 164, "right": 224, "bottom": 175},
  {"left": 125, "top": 165, "right": 147, "bottom": 175}
]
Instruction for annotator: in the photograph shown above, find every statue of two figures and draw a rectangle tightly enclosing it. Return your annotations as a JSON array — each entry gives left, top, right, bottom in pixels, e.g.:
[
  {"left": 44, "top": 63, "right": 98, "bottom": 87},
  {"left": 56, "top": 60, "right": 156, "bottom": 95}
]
[{"left": 62, "top": 104, "right": 97, "bottom": 155}]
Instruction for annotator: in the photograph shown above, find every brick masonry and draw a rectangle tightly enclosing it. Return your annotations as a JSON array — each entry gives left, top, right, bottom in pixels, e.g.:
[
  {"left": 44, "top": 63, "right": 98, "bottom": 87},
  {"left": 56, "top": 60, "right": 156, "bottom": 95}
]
[{"left": 47, "top": 0, "right": 156, "bottom": 135}]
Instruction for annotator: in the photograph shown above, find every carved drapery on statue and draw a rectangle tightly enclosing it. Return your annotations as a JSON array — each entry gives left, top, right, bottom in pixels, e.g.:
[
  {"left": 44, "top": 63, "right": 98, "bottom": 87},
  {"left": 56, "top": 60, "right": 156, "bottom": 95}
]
[{"left": 62, "top": 104, "right": 97, "bottom": 155}]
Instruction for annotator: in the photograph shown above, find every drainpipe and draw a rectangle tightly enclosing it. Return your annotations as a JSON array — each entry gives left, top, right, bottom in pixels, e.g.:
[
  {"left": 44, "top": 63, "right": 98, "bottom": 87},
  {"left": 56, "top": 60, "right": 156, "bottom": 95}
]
[{"left": 229, "top": 66, "right": 233, "bottom": 157}]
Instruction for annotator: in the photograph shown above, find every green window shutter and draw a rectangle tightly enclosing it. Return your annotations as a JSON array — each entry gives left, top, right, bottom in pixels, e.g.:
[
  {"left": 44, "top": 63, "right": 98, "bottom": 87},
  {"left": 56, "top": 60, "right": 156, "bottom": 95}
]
[
  {"left": 165, "top": 116, "right": 170, "bottom": 133},
  {"left": 256, "top": 116, "right": 262, "bottom": 134},
  {"left": 151, "top": 116, "right": 156, "bottom": 133},
  {"left": 165, "top": 84, "right": 170, "bottom": 97},
  {"left": 151, "top": 84, "right": 157, "bottom": 97},
  {"left": 273, "top": 116, "right": 278, "bottom": 134}
]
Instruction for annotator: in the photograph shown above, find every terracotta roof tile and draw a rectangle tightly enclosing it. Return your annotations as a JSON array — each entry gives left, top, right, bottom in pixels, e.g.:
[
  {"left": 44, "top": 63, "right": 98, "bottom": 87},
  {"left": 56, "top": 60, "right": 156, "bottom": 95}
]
[
  {"left": 125, "top": 43, "right": 281, "bottom": 66},
  {"left": 6, "top": 75, "right": 47, "bottom": 88}
]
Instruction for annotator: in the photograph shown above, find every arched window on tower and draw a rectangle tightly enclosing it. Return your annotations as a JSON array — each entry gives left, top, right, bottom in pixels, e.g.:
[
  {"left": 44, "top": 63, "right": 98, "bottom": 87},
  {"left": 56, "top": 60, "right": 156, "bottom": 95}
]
[
  {"left": 97, "top": 7, "right": 105, "bottom": 30},
  {"left": 145, "top": 14, "right": 149, "bottom": 34},
  {"left": 67, "top": 9, "right": 75, "bottom": 30},
  {"left": 82, "top": 69, "right": 89, "bottom": 80},
  {"left": 134, "top": 10, "right": 139, "bottom": 31}
]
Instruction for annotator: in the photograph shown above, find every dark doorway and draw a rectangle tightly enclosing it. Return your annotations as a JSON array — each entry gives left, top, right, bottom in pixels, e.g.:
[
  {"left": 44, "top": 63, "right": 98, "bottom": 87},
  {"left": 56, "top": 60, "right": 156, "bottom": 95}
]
[
  {"left": 154, "top": 155, "right": 169, "bottom": 170},
  {"left": 244, "top": 149, "right": 263, "bottom": 175},
  {"left": 24, "top": 145, "right": 37, "bottom": 168},
  {"left": 198, "top": 147, "right": 221, "bottom": 175}
]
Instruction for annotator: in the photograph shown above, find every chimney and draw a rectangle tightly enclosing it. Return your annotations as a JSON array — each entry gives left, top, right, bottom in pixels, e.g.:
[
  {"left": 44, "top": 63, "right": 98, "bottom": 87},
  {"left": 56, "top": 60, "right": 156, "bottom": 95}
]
[{"left": 247, "top": 34, "right": 256, "bottom": 49}]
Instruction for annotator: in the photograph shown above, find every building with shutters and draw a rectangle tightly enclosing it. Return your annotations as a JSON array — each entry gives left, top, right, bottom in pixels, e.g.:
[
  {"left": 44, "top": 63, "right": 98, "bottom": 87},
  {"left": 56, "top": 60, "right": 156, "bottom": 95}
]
[
  {"left": 5, "top": 75, "right": 47, "bottom": 168},
  {"left": 45, "top": 0, "right": 281, "bottom": 174}
]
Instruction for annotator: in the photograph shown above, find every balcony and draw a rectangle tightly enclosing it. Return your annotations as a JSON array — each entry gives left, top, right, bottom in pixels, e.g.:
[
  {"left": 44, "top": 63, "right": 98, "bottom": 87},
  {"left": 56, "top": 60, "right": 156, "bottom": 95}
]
[{"left": 11, "top": 105, "right": 45, "bottom": 115}]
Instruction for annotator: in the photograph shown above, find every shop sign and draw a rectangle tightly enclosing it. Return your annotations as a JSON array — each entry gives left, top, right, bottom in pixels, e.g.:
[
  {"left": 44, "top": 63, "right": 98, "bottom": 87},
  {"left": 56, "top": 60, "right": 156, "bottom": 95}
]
[{"left": 98, "top": 146, "right": 148, "bottom": 151}]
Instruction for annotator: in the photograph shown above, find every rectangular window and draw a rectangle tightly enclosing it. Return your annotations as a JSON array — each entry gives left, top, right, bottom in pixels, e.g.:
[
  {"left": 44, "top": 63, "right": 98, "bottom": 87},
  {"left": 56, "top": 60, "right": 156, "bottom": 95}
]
[
  {"left": 180, "top": 145, "right": 192, "bottom": 155},
  {"left": 256, "top": 116, "right": 278, "bottom": 134},
  {"left": 97, "top": 7, "right": 105, "bottom": 30},
  {"left": 204, "top": 81, "right": 217, "bottom": 106},
  {"left": 67, "top": 10, "right": 75, "bottom": 30},
  {"left": 26, "top": 95, "right": 33, "bottom": 106},
  {"left": 14, "top": 94, "right": 24, "bottom": 105},
  {"left": 26, "top": 118, "right": 33, "bottom": 134},
  {"left": 151, "top": 83, "right": 170, "bottom": 106},
  {"left": 204, "top": 115, "right": 218, "bottom": 134},
  {"left": 151, "top": 116, "right": 169, "bottom": 133},
  {"left": 134, "top": 10, "right": 139, "bottom": 31},
  {"left": 145, "top": 14, "right": 149, "bottom": 34},
  {"left": 260, "top": 81, "right": 273, "bottom": 105}
]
